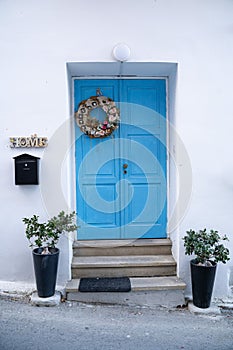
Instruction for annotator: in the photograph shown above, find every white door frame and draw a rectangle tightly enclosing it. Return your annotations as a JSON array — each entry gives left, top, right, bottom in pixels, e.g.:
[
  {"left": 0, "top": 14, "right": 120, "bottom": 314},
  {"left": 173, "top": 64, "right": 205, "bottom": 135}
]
[{"left": 65, "top": 62, "right": 179, "bottom": 274}]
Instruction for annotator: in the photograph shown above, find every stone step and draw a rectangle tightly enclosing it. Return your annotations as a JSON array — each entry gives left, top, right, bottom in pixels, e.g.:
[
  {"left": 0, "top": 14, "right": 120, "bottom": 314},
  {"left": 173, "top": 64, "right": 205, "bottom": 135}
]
[
  {"left": 130, "top": 276, "right": 186, "bottom": 291},
  {"left": 65, "top": 276, "right": 186, "bottom": 308},
  {"left": 71, "top": 255, "right": 176, "bottom": 278},
  {"left": 66, "top": 276, "right": 186, "bottom": 292},
  {"left": 73, "top": 239, "right": 172, "bottom": 257}
]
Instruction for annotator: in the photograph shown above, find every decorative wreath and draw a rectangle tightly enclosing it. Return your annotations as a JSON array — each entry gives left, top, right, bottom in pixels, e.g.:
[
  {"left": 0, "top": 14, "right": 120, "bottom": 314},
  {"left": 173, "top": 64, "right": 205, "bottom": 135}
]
[{"left": 75, "top": 95, "right": 120, "bottom": 138}]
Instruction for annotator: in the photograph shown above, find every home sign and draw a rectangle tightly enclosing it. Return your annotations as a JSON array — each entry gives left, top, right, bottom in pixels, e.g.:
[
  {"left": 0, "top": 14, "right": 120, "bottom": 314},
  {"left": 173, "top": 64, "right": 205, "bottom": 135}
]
[{"left": 10, "top": 134, "right": 48, "bottom": 148}]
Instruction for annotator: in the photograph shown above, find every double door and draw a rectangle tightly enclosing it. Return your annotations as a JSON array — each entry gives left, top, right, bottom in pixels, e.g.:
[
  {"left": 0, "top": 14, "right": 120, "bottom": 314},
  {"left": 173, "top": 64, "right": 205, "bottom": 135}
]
[{"left": 75, "top": 79, "right": 167, "bottom": 240}]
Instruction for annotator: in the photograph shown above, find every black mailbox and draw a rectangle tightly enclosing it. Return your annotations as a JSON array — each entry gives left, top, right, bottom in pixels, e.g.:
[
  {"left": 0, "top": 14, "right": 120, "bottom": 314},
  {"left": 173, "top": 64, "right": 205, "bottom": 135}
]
[{"left": 13, "top": 154, "right": 40, "bottom": 185}]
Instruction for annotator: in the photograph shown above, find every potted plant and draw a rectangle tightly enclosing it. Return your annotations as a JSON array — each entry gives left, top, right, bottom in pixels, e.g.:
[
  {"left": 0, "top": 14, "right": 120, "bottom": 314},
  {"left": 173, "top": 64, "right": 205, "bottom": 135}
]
[
  {"left": 22, "top": 211, "right": 77, "bottom": 298},
  {"left": 183, "top": 229, "right": 230, "bottom": 308}
]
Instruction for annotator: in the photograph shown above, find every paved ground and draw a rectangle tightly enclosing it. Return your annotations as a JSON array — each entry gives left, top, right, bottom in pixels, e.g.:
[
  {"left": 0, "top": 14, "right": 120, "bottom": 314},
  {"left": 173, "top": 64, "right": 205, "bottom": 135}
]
[{"left": 0, "top": 298, "right": 233, "bottom": 350}]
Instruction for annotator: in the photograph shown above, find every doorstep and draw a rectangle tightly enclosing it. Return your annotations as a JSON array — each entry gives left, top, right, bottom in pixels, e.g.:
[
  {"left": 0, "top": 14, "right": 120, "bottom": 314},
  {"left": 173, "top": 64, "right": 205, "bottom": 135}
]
[{"left": 65, "top": 276, "right": 186, "bottom": 308}]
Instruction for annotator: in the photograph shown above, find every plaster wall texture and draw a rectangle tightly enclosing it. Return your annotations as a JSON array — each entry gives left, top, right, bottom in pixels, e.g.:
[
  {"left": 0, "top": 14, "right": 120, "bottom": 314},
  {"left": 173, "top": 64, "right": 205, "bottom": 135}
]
[{"left": 0, "top": 0, "right": 233, "bottom": 299}]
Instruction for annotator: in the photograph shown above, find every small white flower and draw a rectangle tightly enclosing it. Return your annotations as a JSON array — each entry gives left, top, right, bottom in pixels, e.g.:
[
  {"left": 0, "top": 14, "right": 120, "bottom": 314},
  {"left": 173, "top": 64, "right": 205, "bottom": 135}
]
[
  {"left": 109, "top": 115, "right": 116, "bottom": 122},
  {"left": 103, "top": 105, "right": 109, "bottom": 113}
]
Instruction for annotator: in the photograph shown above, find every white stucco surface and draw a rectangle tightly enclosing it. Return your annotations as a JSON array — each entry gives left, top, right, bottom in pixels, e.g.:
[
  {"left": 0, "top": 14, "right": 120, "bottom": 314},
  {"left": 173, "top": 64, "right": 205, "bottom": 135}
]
[{"left": 0, "top": 0, "right": 233, "bottom": 299}]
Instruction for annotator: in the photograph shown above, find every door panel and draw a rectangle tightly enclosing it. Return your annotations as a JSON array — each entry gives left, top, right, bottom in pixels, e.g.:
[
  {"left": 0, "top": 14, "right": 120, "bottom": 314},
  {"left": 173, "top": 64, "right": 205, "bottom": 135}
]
[
  {"left": 120, "top": 80, "right": 166, "bottom": 238},
  {"left": 74, "top": 79, "right": 167, "bottom": 239}
]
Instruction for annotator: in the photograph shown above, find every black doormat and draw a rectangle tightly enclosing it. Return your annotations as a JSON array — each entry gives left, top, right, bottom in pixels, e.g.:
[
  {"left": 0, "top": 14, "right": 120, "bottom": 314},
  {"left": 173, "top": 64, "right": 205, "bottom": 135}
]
[{"left": 79, "top": 277, "right": 131, "bottom": 292}]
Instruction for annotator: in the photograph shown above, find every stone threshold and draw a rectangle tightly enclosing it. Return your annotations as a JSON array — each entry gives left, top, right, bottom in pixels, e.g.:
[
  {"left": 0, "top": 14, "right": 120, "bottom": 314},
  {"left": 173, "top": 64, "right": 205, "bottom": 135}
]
[
  {"left": 66, "top": 276, "right": 186, "bottom": 292},
  {"left": 65, "top": 276, "right": 186, "bottom": 308}
]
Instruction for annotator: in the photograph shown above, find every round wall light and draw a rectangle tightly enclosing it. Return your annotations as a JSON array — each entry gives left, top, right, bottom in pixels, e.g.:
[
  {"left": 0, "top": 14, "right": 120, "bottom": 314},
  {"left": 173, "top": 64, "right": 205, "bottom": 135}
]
[{"left": 112, "top": 43, "right": 131, "bottom": 62}]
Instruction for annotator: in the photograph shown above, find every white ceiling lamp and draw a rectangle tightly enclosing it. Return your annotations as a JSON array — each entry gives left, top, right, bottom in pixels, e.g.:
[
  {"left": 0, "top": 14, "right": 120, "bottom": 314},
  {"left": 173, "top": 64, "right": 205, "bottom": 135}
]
[{"left": 112, "top": 43, "right": 131, "bottom": 62}]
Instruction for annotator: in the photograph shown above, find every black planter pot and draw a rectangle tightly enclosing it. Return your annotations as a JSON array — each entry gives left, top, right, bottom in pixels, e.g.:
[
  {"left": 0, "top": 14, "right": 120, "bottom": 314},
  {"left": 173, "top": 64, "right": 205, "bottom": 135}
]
[
  {"left": 32, "top": 247, "right": 59, "bottom": 298},
  {"left": 190, "top": 259, "right": 217, "bottom": 308}
]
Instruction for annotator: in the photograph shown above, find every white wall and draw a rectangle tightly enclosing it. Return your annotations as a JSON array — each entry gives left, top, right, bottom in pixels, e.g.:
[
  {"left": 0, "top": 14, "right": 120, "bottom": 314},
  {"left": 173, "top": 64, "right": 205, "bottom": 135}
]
[{"left": 0, "top": 0, "right": 233, "bottom": 298}]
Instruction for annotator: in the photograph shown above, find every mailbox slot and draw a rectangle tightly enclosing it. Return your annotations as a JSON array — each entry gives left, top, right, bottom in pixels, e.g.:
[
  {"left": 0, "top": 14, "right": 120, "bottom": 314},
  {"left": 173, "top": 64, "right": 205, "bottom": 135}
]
[{"left": 13, "top": 153, "right": 40, "bottom": 185}]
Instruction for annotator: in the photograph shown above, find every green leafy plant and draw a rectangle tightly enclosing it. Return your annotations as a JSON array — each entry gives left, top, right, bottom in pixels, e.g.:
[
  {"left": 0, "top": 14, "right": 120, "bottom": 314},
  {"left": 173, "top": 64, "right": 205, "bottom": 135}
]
[
  {"left": 183, "top": 229, "right": 230, "bottom": 266},
  {"left": 22, "top": 211, "right": 77, "bottom": 252}
]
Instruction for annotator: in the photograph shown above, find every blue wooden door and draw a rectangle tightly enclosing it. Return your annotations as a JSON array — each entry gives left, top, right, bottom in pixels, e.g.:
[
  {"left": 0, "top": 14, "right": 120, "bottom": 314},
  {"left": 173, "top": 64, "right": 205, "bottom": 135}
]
[{"left": 74, "top": 79, "right": 167, "bottom": 240}]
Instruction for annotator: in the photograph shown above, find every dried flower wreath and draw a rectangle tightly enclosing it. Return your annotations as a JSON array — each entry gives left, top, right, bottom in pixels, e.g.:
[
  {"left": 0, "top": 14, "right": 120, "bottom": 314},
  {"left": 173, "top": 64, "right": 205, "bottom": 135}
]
[{"left": 75, "top": 95, "right": 120, "bottom": 138}]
